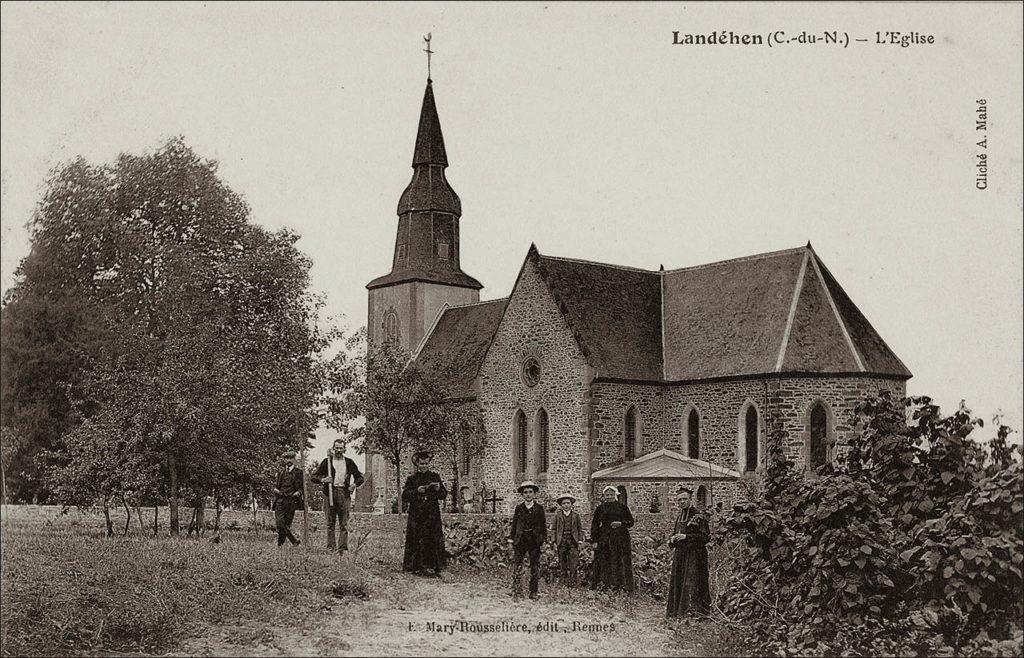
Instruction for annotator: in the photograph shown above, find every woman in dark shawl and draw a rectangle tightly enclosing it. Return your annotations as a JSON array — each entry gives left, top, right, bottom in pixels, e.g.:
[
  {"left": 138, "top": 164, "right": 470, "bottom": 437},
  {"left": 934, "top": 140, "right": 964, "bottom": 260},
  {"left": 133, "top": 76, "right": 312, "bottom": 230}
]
[
  {"left": 589, "top": 485, "right": 635, "bottom": 592},
  {"left": 666, "top": 486, "right": 711, "bottom": 617},
  {"left": 402, "top": 451, "right": 448, "bottom": 575}
]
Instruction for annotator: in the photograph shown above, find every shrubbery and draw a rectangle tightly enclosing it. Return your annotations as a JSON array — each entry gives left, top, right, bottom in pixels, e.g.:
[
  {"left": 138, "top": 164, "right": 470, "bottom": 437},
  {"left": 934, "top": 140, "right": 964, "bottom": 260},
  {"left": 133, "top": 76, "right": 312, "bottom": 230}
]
[{"left": 716, "top": 392, "right": 1023, "bottom": 656}]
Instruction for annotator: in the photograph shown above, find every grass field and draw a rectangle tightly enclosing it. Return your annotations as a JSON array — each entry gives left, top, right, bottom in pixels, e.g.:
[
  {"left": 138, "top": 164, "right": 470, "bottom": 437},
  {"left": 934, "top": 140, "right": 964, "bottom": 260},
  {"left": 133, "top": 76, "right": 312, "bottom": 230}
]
[
  {"left": 0, "top": 505, "right": 731, "bottom": 656},
  {"left": 0, "top": 505, "right": 379, "bottom": 656}
]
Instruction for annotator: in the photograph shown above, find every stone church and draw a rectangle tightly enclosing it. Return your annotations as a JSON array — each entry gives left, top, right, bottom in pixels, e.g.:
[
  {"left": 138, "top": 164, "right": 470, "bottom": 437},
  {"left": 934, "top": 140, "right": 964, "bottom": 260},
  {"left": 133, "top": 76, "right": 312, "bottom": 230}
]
[{"left": 359, "top": 77, "right": 912, "bottom": 514}]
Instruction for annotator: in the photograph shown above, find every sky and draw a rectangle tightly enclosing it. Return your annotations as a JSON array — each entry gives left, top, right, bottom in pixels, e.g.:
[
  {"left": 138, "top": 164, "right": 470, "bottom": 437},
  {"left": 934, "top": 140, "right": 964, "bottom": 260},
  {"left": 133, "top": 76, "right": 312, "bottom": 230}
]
[{"left": 2, "top": 2, "right": 1022, "bottom": 464}]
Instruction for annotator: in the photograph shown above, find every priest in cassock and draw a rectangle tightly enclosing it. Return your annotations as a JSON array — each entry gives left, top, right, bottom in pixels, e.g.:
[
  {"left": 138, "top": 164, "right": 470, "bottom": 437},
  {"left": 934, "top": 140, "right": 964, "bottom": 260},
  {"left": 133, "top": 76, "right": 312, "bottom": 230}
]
[
  {"left": 589, "top": 485, "right": 635, "bottom": 592},
  {"left": 401, "top": 450, "right": 448, "bottom": 576},
  {"left": 666, "top": 486, "right": 711, "bottom": 617}
]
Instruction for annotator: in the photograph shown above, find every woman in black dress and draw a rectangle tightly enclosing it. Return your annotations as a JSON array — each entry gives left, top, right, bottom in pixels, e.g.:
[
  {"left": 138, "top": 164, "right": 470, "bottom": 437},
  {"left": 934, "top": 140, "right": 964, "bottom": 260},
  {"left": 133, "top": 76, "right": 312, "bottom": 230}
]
[
  {"left": 590, "top": 485, "right": 635, "bottom": 592},
  {"left": 666, "top": 486, "right": 711, "bottom": 617}
]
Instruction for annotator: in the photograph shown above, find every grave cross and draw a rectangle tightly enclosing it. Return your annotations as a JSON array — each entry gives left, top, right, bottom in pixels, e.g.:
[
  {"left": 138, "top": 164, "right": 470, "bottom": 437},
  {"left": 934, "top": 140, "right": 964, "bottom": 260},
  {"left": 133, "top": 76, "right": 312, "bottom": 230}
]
[{"left": 484, "top": 489, "right": 504, "bottom": 514}]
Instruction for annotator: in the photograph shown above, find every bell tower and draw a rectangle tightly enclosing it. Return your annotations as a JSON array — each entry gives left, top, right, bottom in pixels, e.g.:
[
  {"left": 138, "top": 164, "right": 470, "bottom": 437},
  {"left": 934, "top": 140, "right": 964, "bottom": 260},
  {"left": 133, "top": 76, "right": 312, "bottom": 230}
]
[{"left": 366, "top": 76, "right": 483, "bottom": 352}]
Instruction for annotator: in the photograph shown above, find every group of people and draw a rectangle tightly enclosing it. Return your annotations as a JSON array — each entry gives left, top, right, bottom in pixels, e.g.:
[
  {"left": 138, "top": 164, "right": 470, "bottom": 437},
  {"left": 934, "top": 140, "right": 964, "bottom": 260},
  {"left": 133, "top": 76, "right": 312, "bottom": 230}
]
[
  {"left": 271, "top": 437, "right": 364, "bottom": 552},
  {"left": 271, "top": 442, "right": 711, "bottom": 618}
]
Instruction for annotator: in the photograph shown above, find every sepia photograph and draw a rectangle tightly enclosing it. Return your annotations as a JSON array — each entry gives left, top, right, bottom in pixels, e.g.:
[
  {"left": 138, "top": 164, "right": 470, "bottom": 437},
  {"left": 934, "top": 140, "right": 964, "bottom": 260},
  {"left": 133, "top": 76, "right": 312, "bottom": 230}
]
[{"left": 1, "top": 2, "right": 1022, "bottom": 656}]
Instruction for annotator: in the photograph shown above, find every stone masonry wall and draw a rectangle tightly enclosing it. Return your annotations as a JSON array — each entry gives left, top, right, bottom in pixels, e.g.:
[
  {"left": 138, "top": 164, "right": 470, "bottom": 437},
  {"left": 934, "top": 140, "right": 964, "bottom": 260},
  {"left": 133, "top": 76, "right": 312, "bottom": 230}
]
[
  {"left": 591, "top": 375, "right": 907, "bottom": 485},
  {"left": 477, "top": 259, "right": 591, "bottom": 513}
]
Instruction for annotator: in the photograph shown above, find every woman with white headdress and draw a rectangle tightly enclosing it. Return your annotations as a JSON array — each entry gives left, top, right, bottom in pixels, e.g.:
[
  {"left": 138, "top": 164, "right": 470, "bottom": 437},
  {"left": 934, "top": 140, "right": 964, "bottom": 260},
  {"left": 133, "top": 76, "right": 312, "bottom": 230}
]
[{"left": 589, "top": 485, "right": 635, "bottom": 592}]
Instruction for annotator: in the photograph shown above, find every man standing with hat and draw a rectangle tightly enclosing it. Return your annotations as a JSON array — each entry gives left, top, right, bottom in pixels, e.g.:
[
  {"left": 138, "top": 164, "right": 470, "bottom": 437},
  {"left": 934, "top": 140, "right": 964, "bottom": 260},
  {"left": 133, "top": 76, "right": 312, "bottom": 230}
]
[
  {"left": 553, "top": 493, "right": 583, "bottom": 586},
  {"left": 508, "top": 480, "right": 547, "bottom": 599},
  {"left": 271, "top": 450, "right": 304, "bottom": 547},
  {"left": 312, "top": 436, "right": 364, "bottom": 555}
]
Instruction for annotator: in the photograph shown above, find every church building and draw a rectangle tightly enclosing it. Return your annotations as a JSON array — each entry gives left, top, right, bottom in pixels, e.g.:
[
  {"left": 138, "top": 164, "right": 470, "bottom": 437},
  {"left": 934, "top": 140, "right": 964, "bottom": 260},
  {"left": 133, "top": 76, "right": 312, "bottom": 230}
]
[{"left": 362, "top": 76, "right": 912, "bottom": 514}]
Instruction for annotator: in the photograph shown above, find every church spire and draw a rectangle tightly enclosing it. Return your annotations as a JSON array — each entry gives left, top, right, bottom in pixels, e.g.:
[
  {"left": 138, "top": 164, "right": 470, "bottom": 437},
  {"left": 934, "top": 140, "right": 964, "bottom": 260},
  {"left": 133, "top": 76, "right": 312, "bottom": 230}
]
[
  {"left": 411, "top": 81, "right": 448, "bottom": 167},
  {"left": 397, "top": 78, "right": 461, "bottom": 216},
  {"left": 368, "top": 70, "right": 480, "bottom": 293}
]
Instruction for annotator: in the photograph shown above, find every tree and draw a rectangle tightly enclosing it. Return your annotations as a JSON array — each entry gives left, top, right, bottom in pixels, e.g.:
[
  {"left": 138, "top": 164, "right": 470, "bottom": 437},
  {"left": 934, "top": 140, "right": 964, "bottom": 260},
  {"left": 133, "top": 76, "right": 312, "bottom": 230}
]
[
  {"left": 420, "top": 402, "right": 487, "bottom": 512},
  {"left": 3, "top": 138, "right": 333, "bottom": 533},
  {"left": 343, "top": 339, "right": 438, "bottom": 512}
]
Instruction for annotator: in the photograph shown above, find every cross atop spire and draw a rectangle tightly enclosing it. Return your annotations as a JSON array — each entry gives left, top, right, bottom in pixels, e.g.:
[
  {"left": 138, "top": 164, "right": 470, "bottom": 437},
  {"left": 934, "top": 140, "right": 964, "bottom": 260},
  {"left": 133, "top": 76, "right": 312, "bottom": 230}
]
[{"left": 423, "top": 33, "right": 434, "bottom": 81}]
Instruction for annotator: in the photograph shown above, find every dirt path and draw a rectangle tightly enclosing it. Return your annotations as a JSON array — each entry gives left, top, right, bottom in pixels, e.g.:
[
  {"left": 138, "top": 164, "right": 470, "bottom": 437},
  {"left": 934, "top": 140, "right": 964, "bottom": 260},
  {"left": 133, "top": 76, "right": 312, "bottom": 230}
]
[{"left": 183, "top": 565, "right": 709, "bottom": 657}]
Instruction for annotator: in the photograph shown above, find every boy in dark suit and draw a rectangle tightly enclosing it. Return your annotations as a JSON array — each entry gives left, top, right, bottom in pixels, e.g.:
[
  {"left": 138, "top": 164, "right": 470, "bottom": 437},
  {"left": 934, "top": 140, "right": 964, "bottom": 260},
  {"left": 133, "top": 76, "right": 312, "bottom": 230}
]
[
  {"left": 272, "top": 450, "right": 304, "bottom": 547},
  {"left": 508, "top": 480, "right": 546, "bottom": 600},
  {"left": 553, "top": 493, "right": 583, "bottom": 585}
]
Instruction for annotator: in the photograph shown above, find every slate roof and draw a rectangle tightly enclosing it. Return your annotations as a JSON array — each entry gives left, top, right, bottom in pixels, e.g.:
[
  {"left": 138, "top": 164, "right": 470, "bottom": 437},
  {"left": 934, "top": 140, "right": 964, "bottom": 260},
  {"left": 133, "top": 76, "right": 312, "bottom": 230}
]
[
  {"left": 591, "top": 449, "right": 740, "bottom": 480},
  {"left": 532, "top": 249, "right": 663, "bottom": 381},
  {"left": 397, "top": 80, "right": 461, "bottom": 216},
  {"left": 538, "top": 243, "right": 910, "bottom": 381},
  {"left": 413, "top": 298, "right": 508, "bottom": 399},
  {"left": 412, "top": 243, "right": 910, "bottom": 394}
]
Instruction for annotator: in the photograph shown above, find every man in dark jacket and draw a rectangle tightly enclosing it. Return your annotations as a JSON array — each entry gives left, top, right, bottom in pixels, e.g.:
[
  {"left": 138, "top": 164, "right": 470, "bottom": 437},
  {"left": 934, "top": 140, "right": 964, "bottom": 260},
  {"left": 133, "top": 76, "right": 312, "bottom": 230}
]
[
  {"left": 508, "top": 480, "right": 547, "bottom": 599},
  {"left": 311, "top": 436, "right": 364, "bottom": 555},
  {"left": 272, "top": 450, "right": 304, "bottom": 547},
  {"left": 402, "top": 450, "right": 448, "bottom": 575}
]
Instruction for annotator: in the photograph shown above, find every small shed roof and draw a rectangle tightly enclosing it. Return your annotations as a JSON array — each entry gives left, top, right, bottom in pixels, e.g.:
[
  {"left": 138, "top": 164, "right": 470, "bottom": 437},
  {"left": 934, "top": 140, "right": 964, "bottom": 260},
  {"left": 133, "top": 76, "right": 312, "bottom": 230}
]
[{"left": 591, "top": 449, "right": 741, "bottom": 481}]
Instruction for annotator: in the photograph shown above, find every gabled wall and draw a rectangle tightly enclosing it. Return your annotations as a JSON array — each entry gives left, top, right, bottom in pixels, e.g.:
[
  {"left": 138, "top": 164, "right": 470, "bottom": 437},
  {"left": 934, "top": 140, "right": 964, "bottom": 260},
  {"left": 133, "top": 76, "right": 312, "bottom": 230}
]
[{"left": 477, "top": 258, "right": 592, "bottom": 511}]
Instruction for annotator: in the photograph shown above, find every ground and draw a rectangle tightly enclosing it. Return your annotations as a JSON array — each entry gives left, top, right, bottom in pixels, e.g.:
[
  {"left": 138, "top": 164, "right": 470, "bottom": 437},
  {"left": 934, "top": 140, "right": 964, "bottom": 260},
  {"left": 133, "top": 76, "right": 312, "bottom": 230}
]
[
  {"left": 0, "top": 506, "right": 721, "bottom": 657},
  {"left": 182, "top": 560, "right": 709, "bottom": 657}
]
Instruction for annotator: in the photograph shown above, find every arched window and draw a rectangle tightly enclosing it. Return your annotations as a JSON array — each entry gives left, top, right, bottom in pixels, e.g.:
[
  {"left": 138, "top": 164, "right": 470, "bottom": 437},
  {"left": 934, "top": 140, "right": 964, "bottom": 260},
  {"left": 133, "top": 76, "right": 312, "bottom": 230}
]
[
  {"left": 514, "top": 410, "right": 528, "bottom": 475},
  {"left": 809, "top": 403, "right": 829, "bottom": 469},
  {"left": 383, "top": 310, "right": 399, "bottom": 344},
  {"left": 617, "top": 485, "right": 629, "bottom": 508},
  {"left": 687, "top": 409, "right": 700, "bottom": 459},
  {"left": 537, "top": 408, "right": 550, "bottom": 474},
  {"left": 624, "top": 406, "right": 638, "bottom": 461},
  {"left": 744, "top": 405, "right": 759, "bottom": 472},
  {"left": 696, "top": 485, "right": 708, "bottom": 509}
]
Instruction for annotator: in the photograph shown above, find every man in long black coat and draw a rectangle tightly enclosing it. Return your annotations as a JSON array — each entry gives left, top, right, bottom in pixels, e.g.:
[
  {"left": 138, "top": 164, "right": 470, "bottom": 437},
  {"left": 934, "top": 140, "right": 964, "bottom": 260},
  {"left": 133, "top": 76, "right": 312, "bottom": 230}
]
[
  {"left": 272, "top": 451, "right": 304, "bottom": 547},
  {"left": 508, "top": 480, "right": 547, "bottom": 599},
  {"left": 402, "top": 451, "right": 448, "bottom": 575},
  {"left": 666, "top": 486, "right": 711, "bottom": 617},
  {"left": 590, "top": 485, "right": 635, "bottom": 592}
]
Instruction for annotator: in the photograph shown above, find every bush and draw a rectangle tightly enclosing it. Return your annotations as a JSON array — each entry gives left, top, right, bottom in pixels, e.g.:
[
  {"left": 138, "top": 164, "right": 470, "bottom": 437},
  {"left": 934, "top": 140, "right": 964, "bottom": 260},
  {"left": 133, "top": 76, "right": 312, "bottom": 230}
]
[{"left": 714, "top": 393, "right": 1023, "bottom": 656}]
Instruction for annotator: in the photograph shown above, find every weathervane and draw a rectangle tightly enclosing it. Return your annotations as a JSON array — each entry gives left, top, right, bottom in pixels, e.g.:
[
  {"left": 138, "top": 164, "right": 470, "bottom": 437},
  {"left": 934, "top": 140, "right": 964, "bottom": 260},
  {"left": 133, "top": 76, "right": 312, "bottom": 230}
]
[{"left": 423, "top": 32, "right": 434, "bottom": 80}]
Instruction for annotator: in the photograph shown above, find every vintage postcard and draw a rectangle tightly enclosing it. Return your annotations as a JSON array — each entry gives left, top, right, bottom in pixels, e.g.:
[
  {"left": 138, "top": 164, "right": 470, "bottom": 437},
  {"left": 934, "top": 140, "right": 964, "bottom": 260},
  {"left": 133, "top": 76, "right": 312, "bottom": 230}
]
[{"left": 1, "top": 3, "right": 1022, "bottom": 656}]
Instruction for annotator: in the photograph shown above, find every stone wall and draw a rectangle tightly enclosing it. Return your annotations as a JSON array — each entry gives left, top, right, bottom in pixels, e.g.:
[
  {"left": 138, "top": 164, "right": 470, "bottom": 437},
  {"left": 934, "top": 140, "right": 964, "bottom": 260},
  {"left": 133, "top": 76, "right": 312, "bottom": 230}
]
[
  {"left": 765, "top": 376, "right": 906, "bottom": 472},
  {"left": 477, "top": 259, "right": 591, "bottom": 512},
  {"left": 590, "top": 375, "right": 907, "bottom": 479}
]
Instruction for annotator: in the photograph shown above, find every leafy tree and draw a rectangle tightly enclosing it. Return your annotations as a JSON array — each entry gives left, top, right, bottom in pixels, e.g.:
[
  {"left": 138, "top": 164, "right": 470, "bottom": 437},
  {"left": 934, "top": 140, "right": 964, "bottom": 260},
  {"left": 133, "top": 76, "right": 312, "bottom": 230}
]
[
  {"left": 418, "top": 401, "right": 487, "bottom": 512},
  {"left": 3, "top": 138, "right": 333, "bottom": 533},
  {"left": 342, "top": 339, "right": 441, "bottom": 512},
  {"left": 717, "top": 392, "right": 1022, "bottom": 656}
]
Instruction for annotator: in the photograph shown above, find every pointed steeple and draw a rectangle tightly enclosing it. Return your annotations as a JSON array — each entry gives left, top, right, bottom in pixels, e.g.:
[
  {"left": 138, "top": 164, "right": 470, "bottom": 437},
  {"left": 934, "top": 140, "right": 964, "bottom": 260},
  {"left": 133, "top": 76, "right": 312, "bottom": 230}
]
[
  {"left": 412, "top": 81, "right": 448, "bottom": 167},
  {"left": 397, "top": 79, "right": 461, "bottom": 216},
  {"left": 369, "top": 75, "right": 480, "bottom": 293}
]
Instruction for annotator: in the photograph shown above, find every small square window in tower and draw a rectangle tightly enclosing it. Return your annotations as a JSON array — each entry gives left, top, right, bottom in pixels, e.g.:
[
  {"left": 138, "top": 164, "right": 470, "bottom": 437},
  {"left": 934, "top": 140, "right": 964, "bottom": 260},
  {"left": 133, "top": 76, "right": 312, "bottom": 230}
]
[{"left": 437, "top": 241, "right": 450, "bottom": 259}]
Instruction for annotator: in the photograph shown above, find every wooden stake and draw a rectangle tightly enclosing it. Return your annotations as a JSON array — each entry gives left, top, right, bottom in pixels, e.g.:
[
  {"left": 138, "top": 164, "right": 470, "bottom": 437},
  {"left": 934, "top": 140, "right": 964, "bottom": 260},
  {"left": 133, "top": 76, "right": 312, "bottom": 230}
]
[{"left": 301, "top": 444, "right": 309, "bottom": 545}]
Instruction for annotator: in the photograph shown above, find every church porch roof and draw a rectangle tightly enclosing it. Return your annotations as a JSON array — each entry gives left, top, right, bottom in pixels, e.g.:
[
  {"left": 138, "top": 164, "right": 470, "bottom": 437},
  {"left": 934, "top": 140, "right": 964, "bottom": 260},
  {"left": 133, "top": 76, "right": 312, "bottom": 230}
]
[{"left": 591, "top": 449, "right": 741, "bottom": 480}]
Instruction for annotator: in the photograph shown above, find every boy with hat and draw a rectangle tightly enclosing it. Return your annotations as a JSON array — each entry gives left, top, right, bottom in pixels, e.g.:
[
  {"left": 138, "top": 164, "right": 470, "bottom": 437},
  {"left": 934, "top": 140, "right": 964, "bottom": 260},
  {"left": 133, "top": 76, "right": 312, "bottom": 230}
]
[
  {"left": 508, "top": 481, "right": 547, "bottom": 599},
  {"left": 553, "top": 493, "right": 583, "bottom": 586}
]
